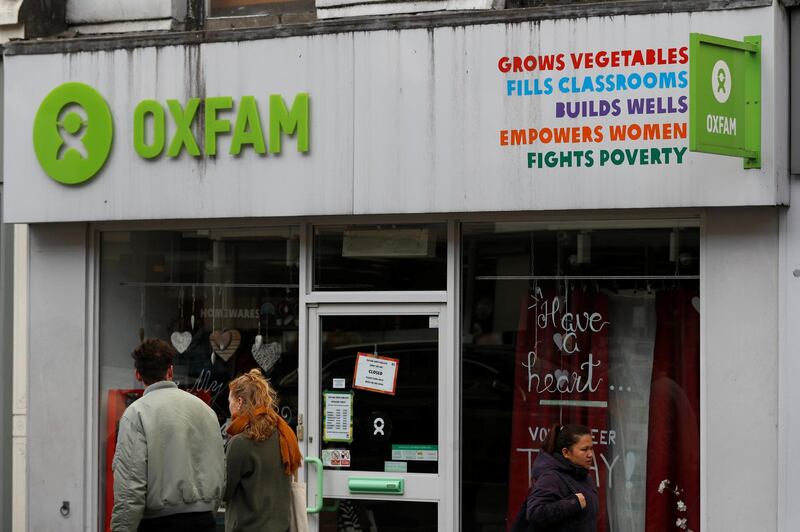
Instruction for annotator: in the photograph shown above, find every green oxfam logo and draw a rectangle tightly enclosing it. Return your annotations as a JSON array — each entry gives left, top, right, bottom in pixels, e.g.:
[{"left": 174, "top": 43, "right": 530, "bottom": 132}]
[{"left": 33, "top": 82, "right": 113, "bottom": 185}]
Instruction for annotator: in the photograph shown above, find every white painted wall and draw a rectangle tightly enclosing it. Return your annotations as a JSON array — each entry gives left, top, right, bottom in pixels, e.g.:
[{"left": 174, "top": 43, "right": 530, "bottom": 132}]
[
  {"left": 703, "top": 207, "right": 779, "bottom": 531},
  {"left": 780, "top": 183, "right": 800, "bottom": 532},
  {"left": 26, "top": 224, "right": 89, "bottom": 532},
  {"left": 782, "top": 8, "right": 799, "bottom": 531},
  {"left": 0, "top": 193, "right": 12, "bottom": 532},
  {"left": 774, "top": 5, "right": 791, "bottom": 203},
  {"left": 4, "top": 5, "right": 789, "bottom": 223},
  {"left": 11, "top": 224, "right": 27, "bottom": 532}
]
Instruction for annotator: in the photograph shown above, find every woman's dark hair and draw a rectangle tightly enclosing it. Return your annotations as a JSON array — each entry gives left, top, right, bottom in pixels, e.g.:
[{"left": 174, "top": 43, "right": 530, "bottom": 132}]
[
  {"left": 541, "top": 423, "right": 591, "bottom": 455},
  {"left": 131, "top": 339, "right": 175, "bottom": 385}
]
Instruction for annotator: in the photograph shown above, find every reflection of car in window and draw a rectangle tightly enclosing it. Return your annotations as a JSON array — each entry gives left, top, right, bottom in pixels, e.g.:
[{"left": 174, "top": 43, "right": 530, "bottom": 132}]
[
  {"left": 278, "top": 340, "right": 515, "bottom": 476},
  {"left": 460, "top": 344, "right": 516, "bottom": 532},
  {"left": 279, "top": 342, "right": 513, "bottom": 394}
]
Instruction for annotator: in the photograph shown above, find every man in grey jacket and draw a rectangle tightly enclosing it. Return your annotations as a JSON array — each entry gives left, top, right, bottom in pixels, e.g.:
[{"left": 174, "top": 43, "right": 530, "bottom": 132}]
[{"left": 111, "top": 339, "right": 225, "bottom": 532}]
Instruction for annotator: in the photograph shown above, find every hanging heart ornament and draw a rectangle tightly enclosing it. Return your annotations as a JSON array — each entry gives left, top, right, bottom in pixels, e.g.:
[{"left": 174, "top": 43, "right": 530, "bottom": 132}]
[
  {"left": 251, "top": 334, "right": 282, "bottom": 374},
  {"left": 553, "top": 333, "right": 576, "bottom": 354},
  {"left": 210, "top": 329, "right": 241, "bottom": 362},
  {"left": 171, "top": 331, "right": 192, "bottom": 354},
  {"left": 553, "top": 333, "right": 564, "bottom": 350}
]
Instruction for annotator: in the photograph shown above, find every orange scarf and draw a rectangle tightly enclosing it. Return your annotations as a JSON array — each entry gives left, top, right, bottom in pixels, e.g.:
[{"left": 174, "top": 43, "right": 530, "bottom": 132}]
[
  {"left": 276, "top": 416, "right": 303, "bottom": 476},
  {"left": 227, "top": 407, "right": 302, "bottom": 476}
]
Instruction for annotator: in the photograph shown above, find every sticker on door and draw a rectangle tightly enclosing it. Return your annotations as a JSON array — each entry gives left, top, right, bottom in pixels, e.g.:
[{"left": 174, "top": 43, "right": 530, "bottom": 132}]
[{"left": 322, "top": 449, "right": 351, "bottom": 468}]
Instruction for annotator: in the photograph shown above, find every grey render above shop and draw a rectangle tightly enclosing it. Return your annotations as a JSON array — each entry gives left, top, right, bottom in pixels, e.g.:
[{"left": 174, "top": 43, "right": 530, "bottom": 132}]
[{"left": 5, "top": 0, "right": 774, "bottom": 55}]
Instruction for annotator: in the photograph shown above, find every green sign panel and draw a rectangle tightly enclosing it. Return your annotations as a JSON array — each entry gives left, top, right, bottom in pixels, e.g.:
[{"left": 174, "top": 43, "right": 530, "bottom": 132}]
[{"left": 689, "top": 33, "right": 761, "bottom": 168}]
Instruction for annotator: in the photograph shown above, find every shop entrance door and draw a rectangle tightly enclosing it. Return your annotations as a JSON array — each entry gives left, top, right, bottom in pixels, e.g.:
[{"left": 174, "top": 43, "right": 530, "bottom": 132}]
[{"left": 306, "top": 303, "right": 448, "bottom": 532}]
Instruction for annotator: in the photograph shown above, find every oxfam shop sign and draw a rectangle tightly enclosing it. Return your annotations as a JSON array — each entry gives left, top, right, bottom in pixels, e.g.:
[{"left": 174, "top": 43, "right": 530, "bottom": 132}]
[
  {"left": 33, "top": 82, "right": 309, "bottom": 185},
  {"left": 689, "top": 33, "right": 761, "bottom": 168}
]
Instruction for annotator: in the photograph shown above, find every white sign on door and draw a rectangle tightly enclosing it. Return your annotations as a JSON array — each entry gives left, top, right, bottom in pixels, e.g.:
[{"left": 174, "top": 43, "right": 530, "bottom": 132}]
[
  {"left": 323, "top": 391, "right": 353, "bottom": 443},
  {"left": 353, "top": 352, "right": 399, "bottom": 395}
]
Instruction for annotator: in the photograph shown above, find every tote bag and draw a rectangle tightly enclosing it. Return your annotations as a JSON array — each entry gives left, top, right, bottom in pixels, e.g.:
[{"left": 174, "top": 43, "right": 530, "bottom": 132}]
[{"left": 289, "top": 473, "right": 310, "bottom": 532}]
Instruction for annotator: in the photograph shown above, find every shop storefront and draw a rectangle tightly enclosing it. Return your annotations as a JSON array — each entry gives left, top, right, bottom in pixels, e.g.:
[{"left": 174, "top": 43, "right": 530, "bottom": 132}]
[{"left": 3, "top": 3, "right": 789, "bottom": 532}]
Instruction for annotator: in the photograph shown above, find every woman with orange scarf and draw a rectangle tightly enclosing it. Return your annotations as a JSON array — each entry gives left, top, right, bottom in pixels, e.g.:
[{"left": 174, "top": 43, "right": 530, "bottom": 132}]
[{"left": 224, "top": 369, "right": 302, "bottom": 532}]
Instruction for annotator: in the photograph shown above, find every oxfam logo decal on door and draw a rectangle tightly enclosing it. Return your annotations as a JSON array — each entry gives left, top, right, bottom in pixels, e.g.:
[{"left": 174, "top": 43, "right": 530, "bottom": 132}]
[{"left": 33, "top": 82, "right": 113, "bottom": 185}]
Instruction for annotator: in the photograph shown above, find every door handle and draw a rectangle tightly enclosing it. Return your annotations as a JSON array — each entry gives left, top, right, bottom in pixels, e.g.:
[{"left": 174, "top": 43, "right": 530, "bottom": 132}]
[
  {"left": 348, "top": 477, "right": 405, "bottom": 495},
  {"left": 304, "top": 456, "right": 324, "bottom": 513}
]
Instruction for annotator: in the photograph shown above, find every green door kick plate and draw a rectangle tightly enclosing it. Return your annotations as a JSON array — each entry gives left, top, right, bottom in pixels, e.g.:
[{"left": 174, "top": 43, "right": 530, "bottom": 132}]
[{"left": 348, "top": 477, "right": 405, "bottom": 495}]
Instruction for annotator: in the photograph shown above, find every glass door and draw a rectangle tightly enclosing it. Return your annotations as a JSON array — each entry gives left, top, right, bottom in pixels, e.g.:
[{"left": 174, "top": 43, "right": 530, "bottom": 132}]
[{"left": 307, "top": 303, "right": 447, "bottom": 531}]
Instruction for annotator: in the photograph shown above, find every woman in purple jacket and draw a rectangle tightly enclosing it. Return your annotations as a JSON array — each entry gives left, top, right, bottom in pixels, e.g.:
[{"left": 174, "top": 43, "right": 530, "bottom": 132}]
[{"left": 525, "top": 424, "right": 599, "bottom": 532}]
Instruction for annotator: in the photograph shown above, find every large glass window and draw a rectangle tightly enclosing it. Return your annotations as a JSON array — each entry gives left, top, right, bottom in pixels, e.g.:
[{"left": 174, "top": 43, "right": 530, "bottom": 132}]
[
  {"left": 461, "top": 223, "right": 700, "bottom": 532},
  {"left": 313, "top": 223, "right": 447, "bottom": 291},
  {"left": 98, "top": 227, "right": 300, "bottom": 530}
]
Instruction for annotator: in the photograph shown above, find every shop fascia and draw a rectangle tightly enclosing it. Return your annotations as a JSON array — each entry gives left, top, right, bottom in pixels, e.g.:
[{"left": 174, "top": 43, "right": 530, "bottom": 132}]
[
  {"left": 133, "top": 93, "right": 309, "bottom": 158},
  {"left": 34, "top": 83, "right": 309, "bottom": 186}
]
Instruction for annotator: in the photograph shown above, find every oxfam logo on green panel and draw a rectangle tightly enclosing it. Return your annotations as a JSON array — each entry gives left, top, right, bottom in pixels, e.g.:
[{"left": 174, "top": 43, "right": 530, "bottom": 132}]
[{"left": 33, "top": 82, "right": 113, "bottom": 185}]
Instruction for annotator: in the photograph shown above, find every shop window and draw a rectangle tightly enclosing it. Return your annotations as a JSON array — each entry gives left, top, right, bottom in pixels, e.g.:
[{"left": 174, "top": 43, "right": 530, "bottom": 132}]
[
  {"left": 98, "top": 227, "right": 300, "bottom": 530},
  {"left": 313, "top": 223, "right": 447, "bottom": 291},
  {"left": 208, "top": 0, "right": 315, "bottom": 18},
  {"left": 461, "top": 223, "right": 700, "bottom": 532}
]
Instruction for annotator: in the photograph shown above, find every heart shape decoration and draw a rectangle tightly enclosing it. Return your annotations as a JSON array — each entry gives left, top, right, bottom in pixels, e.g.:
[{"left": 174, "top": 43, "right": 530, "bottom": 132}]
[
  {"left": 252, "top": 340, "right": 282, "bottom": 375},
  {"left": 553, "top": 333, "right": 577, "bottom": 354},
  {"left": 554, "top": 369, "right": 569, "bottom": 386},
  {"left": 210, "top": 329, "right": 241, "bottom": 362},
  {"left": 553, "top": 333, "right": 564, "bottom": 350},
  {"left": 171, "top": 331, "right": 192, "bottom": 354},
  {"left": 691, "top": 296, "right": 700, "bottom": 313}
]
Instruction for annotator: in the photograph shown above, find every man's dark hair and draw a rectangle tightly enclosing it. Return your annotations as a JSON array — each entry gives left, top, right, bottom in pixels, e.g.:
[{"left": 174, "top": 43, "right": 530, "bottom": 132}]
[{"left": 131, "top": 339, "right": 175, "bottom": 385}]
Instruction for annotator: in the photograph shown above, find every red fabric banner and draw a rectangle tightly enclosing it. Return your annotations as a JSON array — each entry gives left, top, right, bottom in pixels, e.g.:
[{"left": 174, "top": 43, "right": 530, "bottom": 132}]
[
  {"left": 645, "top": 290, "right": 700, "bottom": 532},
  {"left": 507, "top": 288, "right": 610, "bottom": 531}
]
